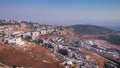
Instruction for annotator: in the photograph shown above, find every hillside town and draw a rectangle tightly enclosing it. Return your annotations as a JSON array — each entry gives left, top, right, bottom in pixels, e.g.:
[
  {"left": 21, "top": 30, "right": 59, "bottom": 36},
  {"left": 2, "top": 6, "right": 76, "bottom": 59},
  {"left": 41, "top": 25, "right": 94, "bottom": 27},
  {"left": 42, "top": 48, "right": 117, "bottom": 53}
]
[{"left": 0, "top": 19, "right": 120, "bottom": 68}]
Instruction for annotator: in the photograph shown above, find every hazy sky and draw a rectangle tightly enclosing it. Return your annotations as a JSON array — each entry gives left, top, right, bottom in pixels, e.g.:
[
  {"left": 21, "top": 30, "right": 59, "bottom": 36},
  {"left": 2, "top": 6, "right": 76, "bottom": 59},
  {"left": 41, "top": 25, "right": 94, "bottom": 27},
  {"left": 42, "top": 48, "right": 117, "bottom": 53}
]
[{"left": 0, "top": 0, "right": 120, "bottom": 26}]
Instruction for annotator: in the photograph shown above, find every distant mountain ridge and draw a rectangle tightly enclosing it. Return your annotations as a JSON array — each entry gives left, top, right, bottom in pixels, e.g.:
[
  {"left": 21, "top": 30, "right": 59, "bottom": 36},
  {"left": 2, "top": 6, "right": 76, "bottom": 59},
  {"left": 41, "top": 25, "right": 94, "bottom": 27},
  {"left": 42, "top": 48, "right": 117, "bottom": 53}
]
[
  {"left": 66, "top": 25, "right": 114, "bottom": 35},
  {"left": 108, "top": 26, "right": 120, "bottom": 31}
]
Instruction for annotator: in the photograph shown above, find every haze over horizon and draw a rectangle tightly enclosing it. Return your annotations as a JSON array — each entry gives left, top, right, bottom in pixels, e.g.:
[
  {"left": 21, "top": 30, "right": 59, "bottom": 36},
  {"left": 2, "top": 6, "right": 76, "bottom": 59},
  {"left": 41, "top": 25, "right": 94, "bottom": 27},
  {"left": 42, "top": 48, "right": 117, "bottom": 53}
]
[{"left": 0, "top": 0, "right": 120, "bottom": 26}]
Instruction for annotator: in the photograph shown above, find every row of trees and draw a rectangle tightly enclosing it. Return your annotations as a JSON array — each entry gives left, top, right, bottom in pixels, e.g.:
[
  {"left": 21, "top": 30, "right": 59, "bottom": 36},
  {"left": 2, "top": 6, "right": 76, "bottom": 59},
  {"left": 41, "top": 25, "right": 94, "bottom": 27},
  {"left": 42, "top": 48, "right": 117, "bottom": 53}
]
[{"left": 98, "top": 35, "right": 120, "bottom": 45}]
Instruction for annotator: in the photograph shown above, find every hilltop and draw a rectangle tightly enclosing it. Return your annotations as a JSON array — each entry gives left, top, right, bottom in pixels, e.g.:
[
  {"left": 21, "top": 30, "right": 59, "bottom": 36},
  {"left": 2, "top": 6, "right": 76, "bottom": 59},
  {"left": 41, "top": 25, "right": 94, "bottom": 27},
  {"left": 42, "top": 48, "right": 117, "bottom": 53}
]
[{"left": 67, "top": 25, "right": 114, "bottom": 35}]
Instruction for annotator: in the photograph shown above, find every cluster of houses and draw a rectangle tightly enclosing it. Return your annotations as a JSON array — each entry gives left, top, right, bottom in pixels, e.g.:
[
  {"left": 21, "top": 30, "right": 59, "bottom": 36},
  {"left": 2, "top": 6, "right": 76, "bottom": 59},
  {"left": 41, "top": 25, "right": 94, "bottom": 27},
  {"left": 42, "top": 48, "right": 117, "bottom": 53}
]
[
  {"left": 0, "top": 28, "right": 25, "bottom": 46},
  {"left": 80, "top": 40, "right": 120, "bottom": 58},
  {"left": 80, "top": 40, "right": 119, "bottom": 67},
  {"left": 28, "top": 36, "right": 99, "bottom": 68},
  {"left": 37, "top": 36, "right": 119, "bottom": 68},
  {"left": 0, "top": 19, "right": 119, "bottom": 68}
]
